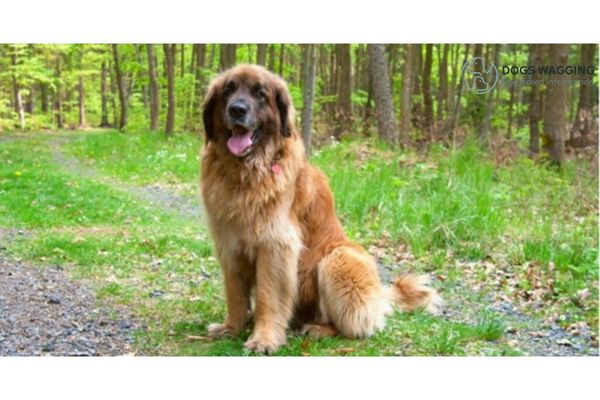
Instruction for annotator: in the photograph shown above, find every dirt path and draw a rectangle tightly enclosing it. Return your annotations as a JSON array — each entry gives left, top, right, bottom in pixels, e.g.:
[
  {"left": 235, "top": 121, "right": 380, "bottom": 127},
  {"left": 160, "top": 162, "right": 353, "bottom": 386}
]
[
  {"left": 0, "top": 230, "right": 137, "bottom": 356},
  {"left": 48, "top": 134, "right": 204, "bottom": 221}
]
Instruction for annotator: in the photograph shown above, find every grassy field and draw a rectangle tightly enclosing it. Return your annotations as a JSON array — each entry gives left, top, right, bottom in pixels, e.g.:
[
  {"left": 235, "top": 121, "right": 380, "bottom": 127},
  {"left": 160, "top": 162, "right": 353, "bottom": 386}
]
[{"left": 0, "top": 130, "right": 597, "bottom": 355}]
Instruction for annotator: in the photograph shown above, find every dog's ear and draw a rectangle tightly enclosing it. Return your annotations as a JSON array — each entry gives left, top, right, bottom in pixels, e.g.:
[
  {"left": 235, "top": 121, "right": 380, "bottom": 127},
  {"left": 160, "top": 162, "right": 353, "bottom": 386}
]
[
  {"left": 202, "top": 79, "right": 220, "bottom": 142},
  {"left": 274, "top": 80, "right": 291, "bottom": 138}
]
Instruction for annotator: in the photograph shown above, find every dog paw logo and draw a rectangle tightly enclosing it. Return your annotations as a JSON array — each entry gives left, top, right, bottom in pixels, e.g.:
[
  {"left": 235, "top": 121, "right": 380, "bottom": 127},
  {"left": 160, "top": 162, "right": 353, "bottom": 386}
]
[{"left": 462, "top": 57, "right": 498, "bottom": 94}]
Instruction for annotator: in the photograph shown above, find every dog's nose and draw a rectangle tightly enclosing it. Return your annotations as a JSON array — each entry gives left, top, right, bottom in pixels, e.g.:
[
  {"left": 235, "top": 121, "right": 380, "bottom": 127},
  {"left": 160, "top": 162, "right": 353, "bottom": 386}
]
[{"left": 228, "top": 101, "right": 249, "bottom": 119}]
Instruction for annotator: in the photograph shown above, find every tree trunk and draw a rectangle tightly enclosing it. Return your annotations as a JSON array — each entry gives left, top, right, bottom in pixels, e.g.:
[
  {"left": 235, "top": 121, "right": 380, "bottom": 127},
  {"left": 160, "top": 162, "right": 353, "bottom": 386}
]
[
  {"left": 543, "top": 44, "right": 569, "bottom": 166},
  {"left": 437, "top": 44, "right": 449, "bottom": 122},
  {"left": 164, "top": 44, "right": 176, "bottom": 136},
  {"left": 40, "top": 82, "right": 48, "bottom": 114},
  {"left": 506, "top": 46, "right": 517, "bottom": 138},
  {"left": 278, "top": 44, "right": 285, "bottom": 76},
  {"left": 422, "top": 44, "right": 434, "bottom": 136},
  {"left": 256, "top": 44, "right": 267, "bottom": 65},
  {"left": 368, "top": 44, "right": 398, "bottom": 146},
  {"left": 570, "top": 44, "right": 596, "bottom": 143},
  {"left": 411, "top": 44, "right": 423, "bottom": 129},
  {"left": 180, "top": 44, "right": 185, "bottom": 77},
  {"left": 479, "top": 44, "right": 499, "bottom": 146},
  {"left": 528, "top": 44, "right": 544, "bottom": 156},
  {"left": 100, "top": 61, "right": 110, "bottom": 127},
  {"left": 10, "top": 51, "right": 25, "bottom": 129},
  {"left": 220, "top": 44, "right": 236, "bottom": 71},
  {"left": 301, "top": 44, "right": 317, "bottom": 155},
  {"left": 448, "top": 44, "right": 470, "bottom": 139},
  {"left": 337, "top": 44, "right": 352, "bottom": 133},
  {"left": 267, "top": 45, "right": 275, "bottom": 71},
  {"left": 146, "top": 44, "right": 160, "bottom": 132},
  {"left": 400, "top": 44, "right": 413, "bottom": 147},
  {"left": 112, "top": 44, "right": 128, "bottom": 130},
  {"left": 134, "top": 44, "right": 149, "bottom": 109},
  {"left": 55, "top": 56, "right": 64, "bottom": 129},
  {"left": 78, "top": 75, "right": 86, "bottom": 128}
]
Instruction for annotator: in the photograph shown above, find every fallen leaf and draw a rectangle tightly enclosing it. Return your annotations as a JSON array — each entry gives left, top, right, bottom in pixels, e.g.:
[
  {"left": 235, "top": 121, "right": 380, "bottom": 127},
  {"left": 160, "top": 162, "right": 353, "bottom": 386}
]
[
  {"left": 186, "top": 335, "right": 207, "bottom": 341},
  {"left": 336, "top": 347, "right": 354, "bottom": 355},
  {"left": 529, "top": 331, "right": 548, "bottom": 338},
  {"left": 556, "top": 339, "right": 574, "bottom": 347}
]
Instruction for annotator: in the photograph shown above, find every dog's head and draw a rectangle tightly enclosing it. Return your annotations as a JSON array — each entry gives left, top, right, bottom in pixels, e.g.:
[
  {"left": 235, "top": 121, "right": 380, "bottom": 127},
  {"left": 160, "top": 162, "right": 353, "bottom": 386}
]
[{"left": 202, "top": 65, "right": 293, "bottom": 158}]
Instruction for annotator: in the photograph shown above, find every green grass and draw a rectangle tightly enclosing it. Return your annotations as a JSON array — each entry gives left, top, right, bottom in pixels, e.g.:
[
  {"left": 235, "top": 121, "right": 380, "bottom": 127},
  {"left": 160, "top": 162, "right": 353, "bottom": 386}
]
[
  {"left": 0, "top": 131, "right": 597, "bottom": 355},
  {"left": 66, "top": 130, "right": 202, "bottom": 185}
]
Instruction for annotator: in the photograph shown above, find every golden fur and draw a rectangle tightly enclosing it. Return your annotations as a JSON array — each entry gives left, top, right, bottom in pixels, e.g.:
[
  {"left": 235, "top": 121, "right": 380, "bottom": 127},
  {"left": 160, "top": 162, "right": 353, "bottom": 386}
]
[{"left": 200, "top": 65, "right": 443, "bottom": 353}]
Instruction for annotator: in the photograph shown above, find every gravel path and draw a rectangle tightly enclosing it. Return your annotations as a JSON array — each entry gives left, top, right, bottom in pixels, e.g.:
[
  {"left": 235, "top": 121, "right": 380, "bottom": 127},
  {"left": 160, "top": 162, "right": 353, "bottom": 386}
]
[{"left": 0, "top": 253, "right": 136, "bottom": 356}]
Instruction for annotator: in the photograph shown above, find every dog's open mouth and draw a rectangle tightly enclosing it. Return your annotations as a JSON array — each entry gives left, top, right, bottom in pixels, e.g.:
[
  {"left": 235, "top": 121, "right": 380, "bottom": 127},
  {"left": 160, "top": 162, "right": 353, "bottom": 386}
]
[{"left": 227, "top": 125, "right": 260, "bottom": 157}]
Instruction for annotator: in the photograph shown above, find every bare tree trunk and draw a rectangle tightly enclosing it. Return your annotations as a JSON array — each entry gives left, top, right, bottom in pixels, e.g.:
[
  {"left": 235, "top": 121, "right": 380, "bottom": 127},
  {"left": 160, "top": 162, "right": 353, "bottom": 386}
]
[
  {"left": 10, "top": 51, "right": 25, "bottom": 130},
  {"left": 112, "top": 44, "right": 128, "bottom": 130},
  {"left": 146, "top": 44, "right": 160, "bottom": 132},
  {"left": 400, "top": 44, "right": 413, "bottom": 147},
  {"left": 40, "top": 82, "right": 49, "bottom": 114},
  {"left": 301, "top": 44, "right": 317, "bottom": 155},
  {"left": 437, "top": 44, "right": 449, "bottom": 122},
  {"left": 78, "top": 75, "right": 86, "bottom": 128},
  {"left": 267, "top": 45, "right": 275, "bottom": 71},
  {"left": 506, "top": 46, "right": 517, "bottom": 138},
  {"left": 164, "top": 44, "right": 176, "bottom": 136},
  {"left": 368, "top": 44, "right": 398, "bottom": 146},
  {"left": 480, "top": 44, "right": 499, "bottom": 146},
  {"left": 278, "top": 44, "right": 285, "bottom": 76},
  {"left": 448, "top": 44, "right": 470, "bottom": 139},
  {"left": 411, "top": 44, "right": 423, "bottom": 130},
  {"left": 134, "top": 44, "right": 149, "bottom": 108},
  {"left": 180, "top": 44, "right": 185, "bottom": 78},
  {"left": 570, "top": 44, "right": 596, "bottom": 145},
  {"left": 528, "top": 44, "right": 544, "bottom": 156},
  {"left": 256, "top": 44, "right": 267, "bottom": 65},
  {"left": 543, "top": 44, "right": 569, "bottom": 166},
  {"left": 337, "top": 44, "right": 352, "bottom": 134},
  {"left": 220, "top": 44, "right": 236, "bottom": 71},
  {"left": 422, "top": 44, "right": 434, "bottom": 137},
  {"left": 55, "top": 56, "right": 64, "bottom": 129},
  {"left": 100, "top": 61, "right": 110, "bottom": 127}
]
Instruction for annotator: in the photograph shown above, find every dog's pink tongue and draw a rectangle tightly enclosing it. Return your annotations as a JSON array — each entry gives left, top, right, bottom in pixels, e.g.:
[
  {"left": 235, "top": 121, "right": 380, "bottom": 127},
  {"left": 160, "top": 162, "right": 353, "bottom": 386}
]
[{"left": 227, "top": 128, "right": 253, "bottom": 156}]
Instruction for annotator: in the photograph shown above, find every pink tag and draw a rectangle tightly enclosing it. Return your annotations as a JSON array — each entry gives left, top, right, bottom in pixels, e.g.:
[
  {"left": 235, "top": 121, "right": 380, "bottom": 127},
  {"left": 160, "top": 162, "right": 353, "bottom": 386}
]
[{"left": 271, "top": 163, "right": 282, "bottom": 175}]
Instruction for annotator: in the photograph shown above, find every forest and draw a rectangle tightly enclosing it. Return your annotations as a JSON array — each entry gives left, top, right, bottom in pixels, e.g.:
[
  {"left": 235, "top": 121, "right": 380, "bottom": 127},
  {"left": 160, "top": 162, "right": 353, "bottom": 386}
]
[
  {"left": 0, "top": 44, "right": 598, "bottom": 357},
  {"left": 0, "top": 44, "right": 597, "bottom": 162}
]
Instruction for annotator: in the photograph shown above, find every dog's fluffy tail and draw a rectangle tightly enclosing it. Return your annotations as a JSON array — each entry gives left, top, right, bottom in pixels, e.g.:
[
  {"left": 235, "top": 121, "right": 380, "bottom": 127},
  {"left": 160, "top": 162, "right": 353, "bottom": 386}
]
[{"left": 384, "top": 274, "right": 445, "bottom": 315}]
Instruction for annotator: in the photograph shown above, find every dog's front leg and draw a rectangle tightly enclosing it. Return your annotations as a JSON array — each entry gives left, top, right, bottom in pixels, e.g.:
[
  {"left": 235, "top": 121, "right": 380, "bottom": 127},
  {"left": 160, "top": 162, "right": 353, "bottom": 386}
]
[{"left": 245, "top": 240, "right": 299, "bottom": 354}]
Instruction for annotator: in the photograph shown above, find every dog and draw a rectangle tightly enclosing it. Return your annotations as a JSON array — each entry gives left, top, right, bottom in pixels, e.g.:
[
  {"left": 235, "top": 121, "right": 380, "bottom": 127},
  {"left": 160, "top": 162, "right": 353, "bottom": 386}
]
[{"left": 200, "top": 64, "right": 443, "bottom": 353}]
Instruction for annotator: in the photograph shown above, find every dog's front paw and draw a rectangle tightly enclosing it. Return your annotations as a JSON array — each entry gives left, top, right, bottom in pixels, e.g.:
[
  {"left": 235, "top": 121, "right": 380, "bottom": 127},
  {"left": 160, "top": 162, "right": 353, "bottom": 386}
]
[
  {"left": 207, "top": 323, "right": 238, "bottom": 339},
  {"left": 245, "top": 332, "right": 285, "bottom": 354}
]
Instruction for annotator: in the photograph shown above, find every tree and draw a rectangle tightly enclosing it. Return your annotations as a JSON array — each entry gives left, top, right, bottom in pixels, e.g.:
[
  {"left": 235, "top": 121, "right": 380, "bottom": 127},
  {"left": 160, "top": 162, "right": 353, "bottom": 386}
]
[
  {"left": 437, "top": 44, "right": 449, "bottom": 123},
  {"left": 528, "top": 44, "right": 544, "bottom": 156},
  {"left": 542, "top": 44, "right": 569, "bottom": 166},
  {"left": 146, "top": 44, "right": 160, "bottom": 132},
  {"left": 400, "top": 44, "right": 413, "bottom": 147},
  {"left": 569, "top": 44, "right": 596, "bottom": 147},
  {"left": 256, "top": 44, "right": 267, "bottom": 65},
  {"left": 422, "top": 44, "right": 434, "bottom": 136},
  {"left": 54, "top": 52, "right": 64, "bottom": 129},
  {"left": 368, "top": 44, "right": 398, "bottom": 146},
  {"left": 100, "top": 60, "right": 110, "bottom": 127},
  {"left": 112, "top": 44, "right": 128, "bottom": 130},
  {"left": 301, "top": 44, "right": 317, "bottom": 155},
  {"left": 336, "top": 44, "right": 352, "bottom": 133},
  {"left": 164, "top": 44, "right": 176, "bottom": 136},
  {"left": 220, "top": 44, "right": 236, "bottom": 70}
]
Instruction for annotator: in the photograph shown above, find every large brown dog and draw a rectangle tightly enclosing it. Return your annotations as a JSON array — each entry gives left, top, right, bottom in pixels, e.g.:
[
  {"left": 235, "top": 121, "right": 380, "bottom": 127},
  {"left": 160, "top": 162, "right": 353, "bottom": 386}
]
[{"left": 201, "top": 65, "right": 443, "bottom": 353}]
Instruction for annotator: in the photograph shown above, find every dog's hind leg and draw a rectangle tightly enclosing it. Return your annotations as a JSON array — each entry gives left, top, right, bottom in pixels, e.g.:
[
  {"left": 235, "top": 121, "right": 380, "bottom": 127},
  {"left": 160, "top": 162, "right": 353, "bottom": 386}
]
[{"left": 317, "top": 246, "right": 386, "bottom": 339}]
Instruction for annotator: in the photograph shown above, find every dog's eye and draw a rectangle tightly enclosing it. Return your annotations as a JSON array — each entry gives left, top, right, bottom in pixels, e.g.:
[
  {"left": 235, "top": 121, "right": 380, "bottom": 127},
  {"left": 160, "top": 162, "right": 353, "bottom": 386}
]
[
  {"left": 223, "top": 82, "right": 236, "bottom": 97},
  {"left": 252, "top": 84, "right": 266, "bottom": 99}
]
